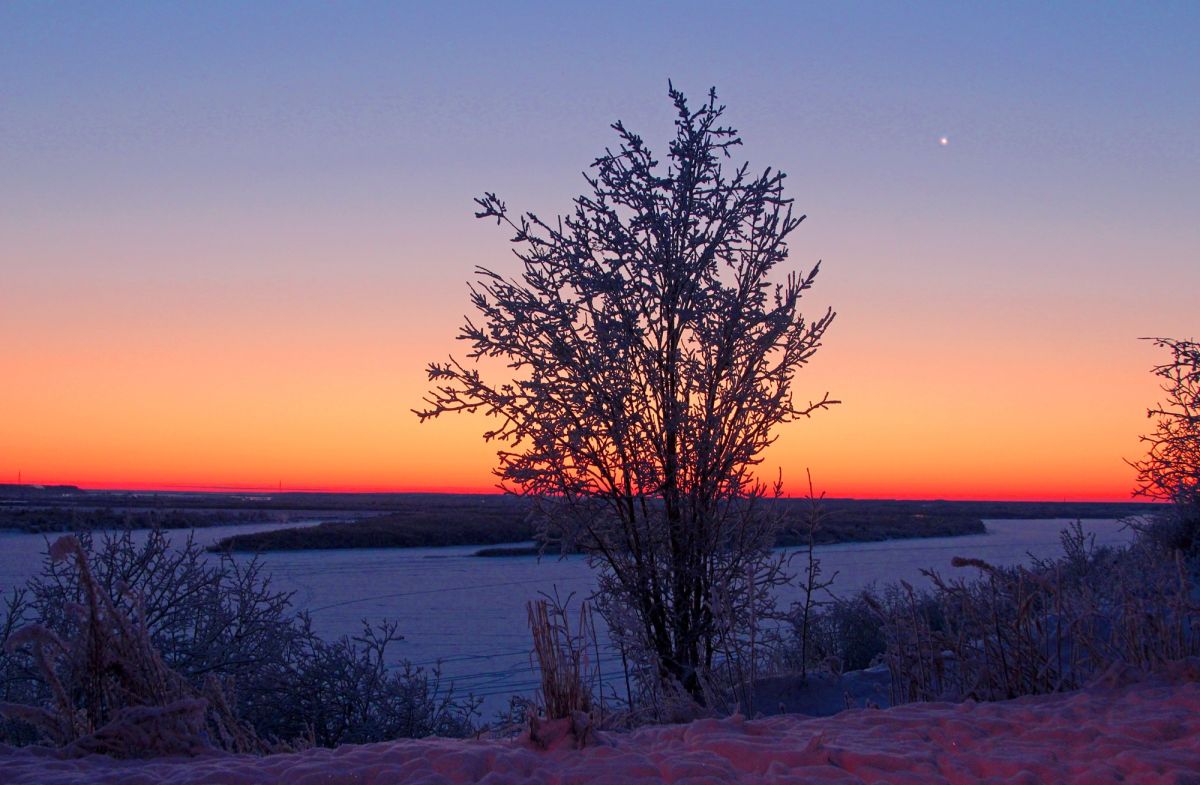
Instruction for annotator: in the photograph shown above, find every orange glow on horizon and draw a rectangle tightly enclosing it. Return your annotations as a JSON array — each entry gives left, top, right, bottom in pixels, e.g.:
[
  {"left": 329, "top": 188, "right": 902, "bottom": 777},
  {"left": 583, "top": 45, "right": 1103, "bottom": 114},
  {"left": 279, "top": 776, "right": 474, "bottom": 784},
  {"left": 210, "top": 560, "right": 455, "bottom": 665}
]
[
  {"left": 10, "top": 477, "right": 1146, "bottom": 504},
  {"left": 1, "top": 302, "right": 1162, "bottom": 506},
  {"left": 2, "top": 4, "right": 1196, "bottom": 520}
]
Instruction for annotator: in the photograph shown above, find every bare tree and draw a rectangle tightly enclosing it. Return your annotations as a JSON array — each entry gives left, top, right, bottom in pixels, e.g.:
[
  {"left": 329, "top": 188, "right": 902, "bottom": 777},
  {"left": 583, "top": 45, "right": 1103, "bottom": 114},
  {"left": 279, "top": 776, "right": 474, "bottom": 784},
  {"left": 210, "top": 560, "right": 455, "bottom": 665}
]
[
  {"left": 417, "top": 85, "right": 835, "bottom": 703},
  {"left": 1131, "top": 337, "right": 1200, "bottom": 549}
]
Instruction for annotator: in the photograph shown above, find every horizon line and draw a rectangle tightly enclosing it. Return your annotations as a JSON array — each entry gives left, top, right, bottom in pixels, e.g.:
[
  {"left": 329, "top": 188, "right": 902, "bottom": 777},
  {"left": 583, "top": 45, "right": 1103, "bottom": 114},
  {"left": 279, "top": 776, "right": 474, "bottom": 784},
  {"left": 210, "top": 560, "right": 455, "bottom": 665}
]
[{"left": 0, "top": 479, "right": 1152, "bottom": 505}]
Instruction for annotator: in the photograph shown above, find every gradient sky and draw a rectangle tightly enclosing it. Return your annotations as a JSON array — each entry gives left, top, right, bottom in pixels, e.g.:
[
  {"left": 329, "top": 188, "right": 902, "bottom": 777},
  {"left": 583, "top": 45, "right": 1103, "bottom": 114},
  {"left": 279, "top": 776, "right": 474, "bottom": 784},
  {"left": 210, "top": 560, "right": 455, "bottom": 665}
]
[{"left": 2, "top": 2, "right": 1197, "bottom": 500}]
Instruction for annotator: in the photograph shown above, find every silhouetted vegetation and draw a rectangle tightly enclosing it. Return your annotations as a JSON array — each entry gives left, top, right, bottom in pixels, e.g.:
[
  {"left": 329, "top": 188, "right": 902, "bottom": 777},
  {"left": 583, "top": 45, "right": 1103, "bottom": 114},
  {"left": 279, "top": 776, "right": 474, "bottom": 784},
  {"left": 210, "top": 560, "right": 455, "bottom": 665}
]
[
  {"left": 1130, "top": 337, "right": 1200, "bottom": 553},
  {"left": 874, "top": 519, "right": 1199, "bottom": 704},
  {"left": 211, "top": 497, "right": 531, "bottom": 552},
  {"left": 417, "top": 84, "right": 841, "bottom": 706},
  {"left": 477, "top": 512, "right": 986, "bottom": 557},
  {"left": 0, "top": 530, "right": 479, "bottom": 753},
  {"left": 211, "top": 499, "right": 1163, "bottom": 554},
  {"left": 777, "top": 585, "right": 921, "bottom": 675},
  {"left": 3, "top": 483, "right": 1156, "bottom": 547},
  {"left": 0, "top": 484, "right": 504, "bottom": 514},
  {"left": 803, "top": 498, "right": 1156, "bottom": 522},
  {"left": 0, "top": 507, "right": 279, "bottom": 533}
]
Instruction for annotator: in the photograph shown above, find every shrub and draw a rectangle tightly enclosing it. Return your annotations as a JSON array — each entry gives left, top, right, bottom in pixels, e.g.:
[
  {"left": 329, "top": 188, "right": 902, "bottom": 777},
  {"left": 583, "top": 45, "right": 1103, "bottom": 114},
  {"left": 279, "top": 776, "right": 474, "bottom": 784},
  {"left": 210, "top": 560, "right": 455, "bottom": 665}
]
[
  {"left": 0, "top": 530, "right": 477, "bottom": 753},
  {"left": 0, "top": 536, "right": 262, "bottom": 756},
  {"left": 875, "top": 522, "right": 1200, "bottom": 705},
  {"left": 779, "top": 585, "right": 941, "bottom": 676}
]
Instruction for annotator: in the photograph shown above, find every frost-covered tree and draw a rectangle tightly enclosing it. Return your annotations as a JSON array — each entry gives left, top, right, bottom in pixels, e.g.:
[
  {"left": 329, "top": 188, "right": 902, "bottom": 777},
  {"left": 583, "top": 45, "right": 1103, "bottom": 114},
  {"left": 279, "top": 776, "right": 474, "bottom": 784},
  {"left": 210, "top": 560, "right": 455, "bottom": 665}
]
[
  {"left": 1132, "top": 337, "right": 1200, "bottom": 549},
  {"left": 417, "top": 86, "right": 835, "bottom": 702}
]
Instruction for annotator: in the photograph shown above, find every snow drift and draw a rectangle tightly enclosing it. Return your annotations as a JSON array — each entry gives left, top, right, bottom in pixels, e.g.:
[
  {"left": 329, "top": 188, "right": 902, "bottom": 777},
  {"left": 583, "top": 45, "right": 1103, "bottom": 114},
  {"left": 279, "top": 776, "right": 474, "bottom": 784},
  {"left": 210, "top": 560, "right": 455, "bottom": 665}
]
[{"left": 2, "top": 661, "right": 1198, "bottom": 785}]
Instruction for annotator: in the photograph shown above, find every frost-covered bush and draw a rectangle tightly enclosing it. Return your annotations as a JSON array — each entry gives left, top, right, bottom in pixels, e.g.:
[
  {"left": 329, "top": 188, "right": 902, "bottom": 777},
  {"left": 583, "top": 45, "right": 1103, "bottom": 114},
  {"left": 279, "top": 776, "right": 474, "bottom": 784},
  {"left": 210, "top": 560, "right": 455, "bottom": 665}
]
[
  {"left": 28, "top": 529, "right": 295, "bottom": 699},
  {"left": 876, "top": 523, "right": 1200, "bottom": 705},
  {"left": 0, "top": 536, "right": 261, "bottom": 757},
  {"left": 782, "top": 589, "right": 883, "bottom": 675},
  {"left": 777, "top": 585, "right": 942, "bottom": 677},
  {"left": 241, "top": 617, "right": 476, "bottom": 746},
  {"left": 0, "top": 530, "right": 477, "bottom": 752}
]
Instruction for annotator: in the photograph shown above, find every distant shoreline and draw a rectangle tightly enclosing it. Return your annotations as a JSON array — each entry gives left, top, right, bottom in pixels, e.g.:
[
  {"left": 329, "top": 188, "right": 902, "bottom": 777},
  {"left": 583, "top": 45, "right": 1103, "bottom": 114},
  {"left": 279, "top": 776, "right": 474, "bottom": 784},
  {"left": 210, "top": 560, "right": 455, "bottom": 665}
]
[
  {"left": 204, "top": 498, "right": 1154, "bottom": 554},
  {"left": 0, "top": 485, "right": 1157, "bottom": 553}
]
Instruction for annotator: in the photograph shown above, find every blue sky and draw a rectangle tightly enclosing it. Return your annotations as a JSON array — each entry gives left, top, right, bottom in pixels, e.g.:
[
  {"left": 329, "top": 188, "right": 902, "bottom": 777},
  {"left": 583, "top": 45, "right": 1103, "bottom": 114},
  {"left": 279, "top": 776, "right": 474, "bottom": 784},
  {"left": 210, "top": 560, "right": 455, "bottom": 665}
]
[{"left": 2, "top": 2, "right": 1197, "bottom": 496}]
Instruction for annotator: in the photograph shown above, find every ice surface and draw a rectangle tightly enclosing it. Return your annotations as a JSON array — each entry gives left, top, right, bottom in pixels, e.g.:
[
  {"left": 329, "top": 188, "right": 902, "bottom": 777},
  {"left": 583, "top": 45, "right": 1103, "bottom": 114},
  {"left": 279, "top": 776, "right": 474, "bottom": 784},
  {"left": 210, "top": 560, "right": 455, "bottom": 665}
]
[{"left": 3, "top": 664, "right": 1198, "bottom": 784}]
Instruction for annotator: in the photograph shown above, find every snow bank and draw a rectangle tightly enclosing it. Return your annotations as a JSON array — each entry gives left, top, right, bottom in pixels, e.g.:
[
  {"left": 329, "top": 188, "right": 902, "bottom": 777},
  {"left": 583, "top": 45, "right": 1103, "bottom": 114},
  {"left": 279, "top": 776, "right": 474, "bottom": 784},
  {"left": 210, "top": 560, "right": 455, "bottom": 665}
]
[{"left": 3, "top": 665, "right": 1199, "bottom": 784}]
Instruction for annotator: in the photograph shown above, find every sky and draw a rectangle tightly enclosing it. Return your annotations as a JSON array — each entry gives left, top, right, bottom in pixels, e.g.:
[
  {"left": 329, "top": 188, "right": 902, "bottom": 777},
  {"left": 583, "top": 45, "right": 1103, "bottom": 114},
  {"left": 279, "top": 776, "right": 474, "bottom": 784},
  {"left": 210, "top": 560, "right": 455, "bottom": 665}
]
[{"left": 2, "top": 2, "right": 1197, "bottom": 501}]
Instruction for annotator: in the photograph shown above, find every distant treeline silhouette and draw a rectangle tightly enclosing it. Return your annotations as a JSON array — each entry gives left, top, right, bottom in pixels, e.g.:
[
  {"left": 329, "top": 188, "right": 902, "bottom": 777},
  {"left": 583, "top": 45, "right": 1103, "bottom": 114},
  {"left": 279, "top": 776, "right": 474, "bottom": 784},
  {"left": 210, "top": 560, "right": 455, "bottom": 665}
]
[{"left": 206, "top": 499, "right": 1159, "bottom": 553}]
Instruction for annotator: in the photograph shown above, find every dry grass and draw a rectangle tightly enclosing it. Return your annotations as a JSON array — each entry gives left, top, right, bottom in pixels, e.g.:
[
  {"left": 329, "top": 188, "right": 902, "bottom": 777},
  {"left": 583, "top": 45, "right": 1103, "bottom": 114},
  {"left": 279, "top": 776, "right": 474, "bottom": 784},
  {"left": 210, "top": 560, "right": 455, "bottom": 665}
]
[
  {"left": 874, "top": 521, "right": 1200, "bottom": 705},
  {"left": 0, "top": 536, "right": 265, "bottom": 757},
  {"left": 527, "top": 595, "right": 597, "bottom": 721}
]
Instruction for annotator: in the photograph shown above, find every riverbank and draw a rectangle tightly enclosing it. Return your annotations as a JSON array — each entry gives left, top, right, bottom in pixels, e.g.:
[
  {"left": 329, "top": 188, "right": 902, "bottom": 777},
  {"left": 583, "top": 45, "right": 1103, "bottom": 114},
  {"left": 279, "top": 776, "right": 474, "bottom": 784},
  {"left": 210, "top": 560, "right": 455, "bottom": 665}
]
[
  {"left": 210, "top": 505, "right": 986, "bottom": 553},
  {"left": 207, "top": 499, "right": 1154, "bottom": 553},
  {"left": 0, "top": 507, "right": 290, "bottom": 533},
  {"left": 0, "top": 485, "right": 1155, "bottom": 553}
]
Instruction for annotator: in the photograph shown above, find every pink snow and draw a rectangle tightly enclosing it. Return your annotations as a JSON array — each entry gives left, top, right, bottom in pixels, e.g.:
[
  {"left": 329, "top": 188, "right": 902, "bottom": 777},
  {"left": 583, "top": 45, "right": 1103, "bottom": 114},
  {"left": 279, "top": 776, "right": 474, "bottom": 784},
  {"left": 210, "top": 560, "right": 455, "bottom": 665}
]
[{"left": 3, "top": 667, "right": 1199, "bottom": 785}]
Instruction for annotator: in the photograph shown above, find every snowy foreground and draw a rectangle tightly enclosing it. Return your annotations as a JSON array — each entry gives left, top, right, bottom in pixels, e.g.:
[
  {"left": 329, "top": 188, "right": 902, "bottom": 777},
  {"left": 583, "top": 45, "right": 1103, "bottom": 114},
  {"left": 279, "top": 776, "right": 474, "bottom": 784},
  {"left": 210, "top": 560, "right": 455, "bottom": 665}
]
[{"left": 3, "top": 664, "right": 1199, "bottom": 785}]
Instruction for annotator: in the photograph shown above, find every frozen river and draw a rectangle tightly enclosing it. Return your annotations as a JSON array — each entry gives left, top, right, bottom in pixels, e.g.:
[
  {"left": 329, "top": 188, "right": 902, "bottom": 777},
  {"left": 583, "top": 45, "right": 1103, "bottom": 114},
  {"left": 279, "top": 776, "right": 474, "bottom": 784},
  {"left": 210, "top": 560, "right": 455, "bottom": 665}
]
[{"left": 0, "top": 517, "right": 1137, "bottom": 715}]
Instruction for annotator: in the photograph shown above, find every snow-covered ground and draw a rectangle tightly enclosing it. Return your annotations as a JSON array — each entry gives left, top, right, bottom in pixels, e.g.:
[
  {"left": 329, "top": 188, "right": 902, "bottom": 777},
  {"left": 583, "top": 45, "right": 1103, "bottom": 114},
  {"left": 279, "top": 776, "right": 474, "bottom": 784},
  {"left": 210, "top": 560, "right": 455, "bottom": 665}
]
[{"left": 3, "top": 662, "right": 1198, "bottom": 785}]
